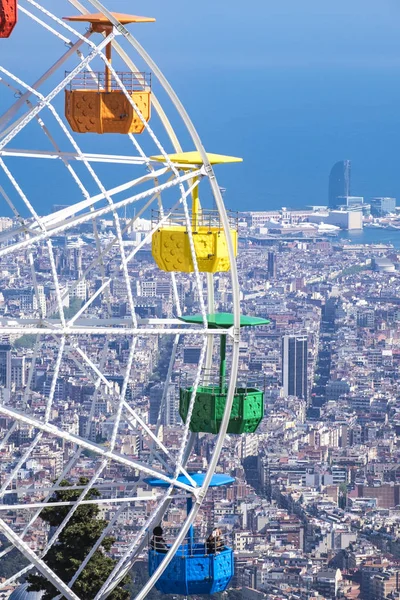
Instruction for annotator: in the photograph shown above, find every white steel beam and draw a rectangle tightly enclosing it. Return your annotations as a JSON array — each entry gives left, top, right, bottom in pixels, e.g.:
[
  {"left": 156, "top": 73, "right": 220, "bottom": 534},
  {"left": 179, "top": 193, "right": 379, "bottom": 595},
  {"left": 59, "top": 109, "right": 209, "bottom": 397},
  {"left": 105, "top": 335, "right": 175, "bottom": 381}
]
[
  {"left": 0, "top": 317, "right": 185, "bottom": 327},
  {"left": 0, "top": 326, "right": 225, "bottom": 336},
  {"left": 0, "top": 32, "right": 91, "bottom": 135},
  {"left": 0, "top": 148, "right": 148, "bottom": 164},
  {"left": 0, "top": 495, "right": 165, "bottom": 511},
  {"left": 0, "top": 168, "right": 203, "bottom": 258},
  {"left": 0, "top": 519, "right": 80, "bottom": 600},
  {"left": 0, "top": 404, "right": 196, "bottom": 493},
  {"left": 0, "top": 31, "right": 115, "bottom": 151}
]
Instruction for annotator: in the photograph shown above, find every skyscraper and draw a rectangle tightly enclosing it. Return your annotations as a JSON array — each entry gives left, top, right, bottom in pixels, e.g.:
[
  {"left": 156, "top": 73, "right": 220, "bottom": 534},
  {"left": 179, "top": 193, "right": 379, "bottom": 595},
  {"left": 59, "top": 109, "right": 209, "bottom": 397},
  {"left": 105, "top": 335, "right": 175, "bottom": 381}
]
[
  {"left": 164, "top": 384, "right": 179, "bottom": 426},
  {"left": 328, "top": 160, "right": 351, "bottom": 209},
  {"left": 282, "top": 335, "right": 308, "bottom": 400},
  {"left": 149, "top": 383, "right": 164, "bottom": 425},
  {"left": 0, "top": 344, "right": 11, "bottom": 389},
  {"left": 370, "top": 197, "right": 396, "bottom": 216},
  {"left": 267, "top": 251, "right": 277, "bottom": 279},
  {"left": 11, "top": 356, "right": 25, "bottom": 388},
  {"left": 73, "top": 247, "right": 82, "bottom": 278}
]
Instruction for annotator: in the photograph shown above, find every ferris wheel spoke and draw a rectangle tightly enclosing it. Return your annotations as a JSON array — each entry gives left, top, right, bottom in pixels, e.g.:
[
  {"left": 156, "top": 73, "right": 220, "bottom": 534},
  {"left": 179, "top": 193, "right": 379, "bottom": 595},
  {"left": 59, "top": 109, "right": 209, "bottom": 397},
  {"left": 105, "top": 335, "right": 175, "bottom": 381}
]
[
  {"left": 0, "top": 167, "right": 203, "bottom": 258},
  {"left": 0, "top": 148, "right": 150, "bottom": 165},
  {"left": 94, "top": 486, "right": 178, "bottom": 600},
  {"left": 19, "top": 4, "right": 73, "bottom": 44},
  {"left": 63, "top": 340, "right": 181, "bottom": 472},
  {"left": 40, "top": 165, "right": 171, "bottom": 229},
  {"left": 0, "top": 433, "right": 43, "bottom": 498},
  {"left": 0, "top": 494, "right": 167, "bottom": 512},
  {"left": 0, "top": 157, "right": 47, "bottom": 232},
  {"left": 0, "top": 445, "right": 89, "bottom": 571},
  {"left": 0, "top": 77, "right": 109, "bottom": 226},
  {"left": 2, "top": 74, "right": 141, "bottom": 335},
  {"left": 19, "top": 459, "right": 126, "bottom": 590},
  {"left": 1, "top": 334, "right": 66, "bottom": 499},
  {"left": 0, "top": 519, "right": 80, "bottom": 600},
  {"left": 0, "top": 180, "right": 32, "bottom": 228},
  {"left": 0, "top": 35, "right": 115, "bottom": 150},
  {"left": 148, "top": 333, "right": 180, "bottom": 465},
  {"left": 0, "top": 325, "right": 227, "bottom": 336},
  {"left": 0, "top": 403, "right": 198, "bottom": 492},
  {"left": 56, "top": 334, "right": 199, "bottom": 477},
  {"left": 57, "top": 486, "right": 178, "bottom": 600},
  {"left": 1, "top": 328, "right": 192, "bottom": 480},
  {"left": 1, "top": 167, "right": 192, "bottom": 245},
  {"left": 0, "top": 345, "right": 113, "bottom": 571},
  {"left": 0, "top": 33, "right": 93, "bottom": 136},
  {"left": 60, "top": 502, "right": 132, "bottom": 596},
  {"left": 27, "top": 246, "right": 46, "bottom": 320}
]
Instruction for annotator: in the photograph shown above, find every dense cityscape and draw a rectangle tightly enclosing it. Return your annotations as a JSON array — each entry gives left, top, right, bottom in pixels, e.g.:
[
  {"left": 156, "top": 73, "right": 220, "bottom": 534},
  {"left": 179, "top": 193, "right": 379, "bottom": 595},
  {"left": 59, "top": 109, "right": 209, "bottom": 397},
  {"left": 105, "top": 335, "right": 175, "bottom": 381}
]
[
  {"left": 1, "top": 156, "right": 400, "bottom": 598},
  {"left": 2, "top": 1, "right": 400, "bottom": 599}
]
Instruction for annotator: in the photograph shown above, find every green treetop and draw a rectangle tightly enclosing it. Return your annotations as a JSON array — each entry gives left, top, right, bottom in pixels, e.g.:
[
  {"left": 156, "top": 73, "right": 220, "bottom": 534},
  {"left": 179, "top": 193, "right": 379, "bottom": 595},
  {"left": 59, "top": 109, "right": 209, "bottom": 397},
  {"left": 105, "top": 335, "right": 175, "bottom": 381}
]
[{"left": 27, "top": 478, "right": 130, "bottom": 600}]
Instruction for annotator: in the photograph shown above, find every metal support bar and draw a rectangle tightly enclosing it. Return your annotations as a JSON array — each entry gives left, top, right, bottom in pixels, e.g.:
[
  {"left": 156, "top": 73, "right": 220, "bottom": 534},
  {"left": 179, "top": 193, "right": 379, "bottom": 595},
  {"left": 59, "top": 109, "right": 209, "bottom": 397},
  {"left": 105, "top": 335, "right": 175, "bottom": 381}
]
[{"left": 0, "top": 519, "right": 80, "bottom": 600}]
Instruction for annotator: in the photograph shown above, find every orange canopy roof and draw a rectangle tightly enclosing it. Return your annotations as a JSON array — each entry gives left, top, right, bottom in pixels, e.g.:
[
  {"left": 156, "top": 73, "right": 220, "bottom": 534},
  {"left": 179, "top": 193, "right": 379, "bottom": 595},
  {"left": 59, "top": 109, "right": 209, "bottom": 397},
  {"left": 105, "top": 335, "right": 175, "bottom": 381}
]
[{"left": 63, "top": 12, "right": 155, "bottom": 25}]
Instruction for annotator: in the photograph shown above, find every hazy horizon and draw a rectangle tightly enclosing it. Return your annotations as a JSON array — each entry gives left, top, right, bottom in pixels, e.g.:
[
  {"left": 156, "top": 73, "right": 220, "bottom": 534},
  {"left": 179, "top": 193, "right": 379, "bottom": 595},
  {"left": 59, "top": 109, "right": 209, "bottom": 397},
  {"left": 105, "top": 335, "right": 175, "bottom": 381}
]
[{"left": 2, "top": 0, "right": 400, "bottom": 213}]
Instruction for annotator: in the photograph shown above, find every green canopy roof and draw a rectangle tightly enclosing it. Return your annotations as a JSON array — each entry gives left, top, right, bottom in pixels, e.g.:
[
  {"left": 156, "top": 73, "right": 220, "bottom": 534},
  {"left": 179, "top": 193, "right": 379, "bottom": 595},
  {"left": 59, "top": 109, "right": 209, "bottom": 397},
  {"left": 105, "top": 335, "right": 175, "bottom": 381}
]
[{"left": 178, "top": 312, "right": 270, "bottom": 329}]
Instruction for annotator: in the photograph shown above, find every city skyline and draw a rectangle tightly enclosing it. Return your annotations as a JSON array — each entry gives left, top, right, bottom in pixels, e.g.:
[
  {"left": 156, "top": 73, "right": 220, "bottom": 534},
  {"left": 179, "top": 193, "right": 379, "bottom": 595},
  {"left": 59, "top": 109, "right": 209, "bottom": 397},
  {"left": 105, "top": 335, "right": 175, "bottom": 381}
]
[{"left": 2, "top": 2, "right": 400, "bottom": 600}]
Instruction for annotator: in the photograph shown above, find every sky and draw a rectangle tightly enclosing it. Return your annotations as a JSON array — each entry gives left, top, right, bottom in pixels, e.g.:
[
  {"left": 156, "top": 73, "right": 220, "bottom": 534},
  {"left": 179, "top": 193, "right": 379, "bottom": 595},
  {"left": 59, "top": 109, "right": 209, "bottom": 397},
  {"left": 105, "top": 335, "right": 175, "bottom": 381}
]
[{"left": 2, "top": 0, "right": 400, "bottom": 212}]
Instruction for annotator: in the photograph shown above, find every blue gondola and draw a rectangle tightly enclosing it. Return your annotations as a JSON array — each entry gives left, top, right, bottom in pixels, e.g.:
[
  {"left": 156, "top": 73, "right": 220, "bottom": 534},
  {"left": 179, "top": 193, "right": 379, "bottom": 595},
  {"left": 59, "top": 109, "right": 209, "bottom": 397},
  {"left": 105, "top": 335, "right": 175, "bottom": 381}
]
[{"left": 146, "top": 473, "right": 235, "bottom": 595}]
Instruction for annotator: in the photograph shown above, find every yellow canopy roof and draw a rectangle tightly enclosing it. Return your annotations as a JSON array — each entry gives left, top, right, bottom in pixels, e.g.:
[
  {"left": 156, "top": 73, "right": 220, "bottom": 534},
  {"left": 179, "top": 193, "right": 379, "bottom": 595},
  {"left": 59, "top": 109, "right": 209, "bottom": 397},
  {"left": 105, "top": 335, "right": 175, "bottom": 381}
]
[
  {"left": 63, "top": 12, "right": 155, "bottom": 25},
  {"left": 150, "top": 151, "right": 243, "bottom": 166}
]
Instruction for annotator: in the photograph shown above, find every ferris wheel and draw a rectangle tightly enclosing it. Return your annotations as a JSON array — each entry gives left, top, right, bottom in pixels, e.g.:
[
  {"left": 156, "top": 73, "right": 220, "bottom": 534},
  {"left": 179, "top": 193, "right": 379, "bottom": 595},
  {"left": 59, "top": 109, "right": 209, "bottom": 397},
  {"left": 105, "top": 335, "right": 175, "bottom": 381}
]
[{"left": 0, "top": 2, "right": 267, "bottom": 599}]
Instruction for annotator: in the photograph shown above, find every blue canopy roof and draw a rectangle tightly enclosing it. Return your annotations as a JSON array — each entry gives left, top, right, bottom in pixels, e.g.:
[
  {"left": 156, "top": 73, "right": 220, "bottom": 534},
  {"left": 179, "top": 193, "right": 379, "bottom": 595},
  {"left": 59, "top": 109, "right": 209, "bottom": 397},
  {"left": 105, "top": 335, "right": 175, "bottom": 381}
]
[
  {"left": 145, "top": 473, "right": 235, "bottom": 488},
  {"left": 9, "top": 585, "right": 44, "bottom": 600}
]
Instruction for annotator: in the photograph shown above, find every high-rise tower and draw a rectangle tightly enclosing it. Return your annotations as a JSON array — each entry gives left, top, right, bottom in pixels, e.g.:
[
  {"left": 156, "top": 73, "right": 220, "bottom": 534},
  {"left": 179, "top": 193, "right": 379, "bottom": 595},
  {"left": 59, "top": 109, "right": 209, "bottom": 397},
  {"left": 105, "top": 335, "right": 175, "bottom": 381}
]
[
  {"left": 282, "top": 335, "right": 308, "bottom": 400},
  {"left": 328, "top": 160, "right": 351, "bottom": 209},
  {"left": 267, "top": 251, "right": 277, "bottom": 279},
  {"left": 149, "top": 383, "right": 163, "bottom": 425},
  {"left": 0, "top": 344, "right": 11, "bottom": 389}
]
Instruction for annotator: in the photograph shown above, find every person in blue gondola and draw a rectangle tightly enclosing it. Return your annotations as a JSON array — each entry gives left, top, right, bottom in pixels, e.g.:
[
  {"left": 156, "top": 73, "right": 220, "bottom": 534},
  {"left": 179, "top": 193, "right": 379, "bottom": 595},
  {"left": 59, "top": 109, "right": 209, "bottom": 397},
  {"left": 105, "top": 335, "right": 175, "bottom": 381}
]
[
  {"left": 151, "top": 525, "right": 168, "bottom": 553},
  {"left": 206, "top": 528, "right": 224, "bottom": 554}
]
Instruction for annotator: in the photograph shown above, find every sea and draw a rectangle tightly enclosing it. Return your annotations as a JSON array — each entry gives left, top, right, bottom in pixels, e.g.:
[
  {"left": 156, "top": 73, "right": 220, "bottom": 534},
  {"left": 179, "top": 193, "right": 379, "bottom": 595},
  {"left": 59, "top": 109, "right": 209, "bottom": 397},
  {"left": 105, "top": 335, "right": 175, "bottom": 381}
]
[
  {"left": 2, "top": 64, "right": 400, "bottom": 240},
  {"left": 337, "top": 228, "right": 400, "bottom": 249}
]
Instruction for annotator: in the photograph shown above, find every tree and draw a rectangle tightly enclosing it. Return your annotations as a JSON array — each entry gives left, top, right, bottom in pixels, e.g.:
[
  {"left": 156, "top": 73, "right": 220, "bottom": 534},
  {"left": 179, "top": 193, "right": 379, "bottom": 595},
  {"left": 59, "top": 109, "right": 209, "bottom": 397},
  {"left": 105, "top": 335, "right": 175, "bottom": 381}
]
[
  {"left": 14, "top": 334, "right": 36, "bottom": 349},
  {"left": 0, "top": 534, "right": 29, "bottom": 579},
  {"left": 27, "top": 478, "right": 130, "bottom": 600},
  {"left": 51, "top": 297, "right": 83, "bottom": 320}
]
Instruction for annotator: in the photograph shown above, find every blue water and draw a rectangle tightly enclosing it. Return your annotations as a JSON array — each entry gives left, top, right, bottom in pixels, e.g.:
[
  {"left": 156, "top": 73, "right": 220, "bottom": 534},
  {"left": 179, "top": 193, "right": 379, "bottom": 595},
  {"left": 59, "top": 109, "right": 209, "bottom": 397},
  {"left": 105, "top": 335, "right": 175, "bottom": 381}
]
[
  {"left": 1, "top": 65, "right": 400, "bottom": 218},
  {"left": 338, "top": 228, "right": 400, "bottom": 248},
  {"left": 170, "top": 65, "right": 400, "bottom": 213},
  {"left": 2, "top": 0, "right": 400, "bottom": 218}
]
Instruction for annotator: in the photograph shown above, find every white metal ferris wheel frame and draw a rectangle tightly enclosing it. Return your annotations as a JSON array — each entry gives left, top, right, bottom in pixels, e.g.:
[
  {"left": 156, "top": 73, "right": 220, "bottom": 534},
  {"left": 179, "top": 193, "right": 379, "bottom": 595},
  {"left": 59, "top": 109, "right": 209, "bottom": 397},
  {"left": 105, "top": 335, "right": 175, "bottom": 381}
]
[{"left": 0, "top": 2, "right": 241, "bottom": 599}]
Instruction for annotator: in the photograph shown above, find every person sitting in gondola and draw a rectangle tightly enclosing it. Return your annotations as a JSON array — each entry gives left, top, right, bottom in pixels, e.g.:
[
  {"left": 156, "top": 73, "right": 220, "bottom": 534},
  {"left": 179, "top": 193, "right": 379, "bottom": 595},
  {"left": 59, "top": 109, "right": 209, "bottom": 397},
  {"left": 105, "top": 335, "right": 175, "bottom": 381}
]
[
  {"left": 206, "top": 528, "right": 224, "bottom": 554},
  {"left": 150, "top": 525, "right": 168, "bottom": 553}
]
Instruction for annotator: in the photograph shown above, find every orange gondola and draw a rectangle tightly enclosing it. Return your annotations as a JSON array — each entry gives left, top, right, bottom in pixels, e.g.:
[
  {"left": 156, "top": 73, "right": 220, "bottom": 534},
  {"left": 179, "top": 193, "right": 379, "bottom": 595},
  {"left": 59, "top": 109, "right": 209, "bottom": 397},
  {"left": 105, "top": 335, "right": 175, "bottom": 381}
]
[{"left": 63, "top": 13, "right": 154, "bottom": 134}]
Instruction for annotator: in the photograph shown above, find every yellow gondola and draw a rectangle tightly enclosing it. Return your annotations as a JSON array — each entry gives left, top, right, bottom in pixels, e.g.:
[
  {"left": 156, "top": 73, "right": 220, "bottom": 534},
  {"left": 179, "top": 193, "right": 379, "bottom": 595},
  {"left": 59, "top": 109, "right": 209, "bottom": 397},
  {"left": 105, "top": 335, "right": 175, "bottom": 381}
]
[{"left": 151, "top": 152, "right": 242, "bottom": 273}]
